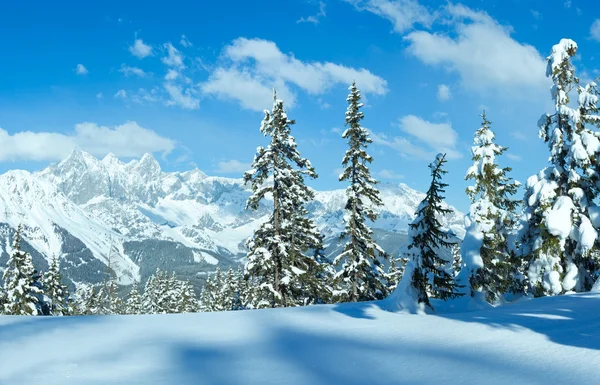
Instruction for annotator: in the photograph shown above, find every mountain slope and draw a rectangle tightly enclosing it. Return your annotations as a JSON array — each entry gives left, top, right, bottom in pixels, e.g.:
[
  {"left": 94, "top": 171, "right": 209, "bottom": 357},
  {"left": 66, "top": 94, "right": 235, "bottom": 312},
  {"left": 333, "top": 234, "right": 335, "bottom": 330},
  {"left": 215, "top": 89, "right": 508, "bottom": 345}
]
[{"left": 0, "top": 149, "right": 465, "bottom": 289}]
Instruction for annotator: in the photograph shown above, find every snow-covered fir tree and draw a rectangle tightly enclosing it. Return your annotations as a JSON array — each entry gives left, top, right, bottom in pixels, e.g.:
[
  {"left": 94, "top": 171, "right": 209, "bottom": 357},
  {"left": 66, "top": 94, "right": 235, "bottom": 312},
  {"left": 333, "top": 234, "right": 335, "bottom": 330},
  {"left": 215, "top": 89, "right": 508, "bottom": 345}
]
[
  {"left": 401, "top": 154, "right": 462, "bottom": 310},
  {"left": 519, "top": 39, "right": 600, "bottom": 296},
  {"left": 386, "top": 257, "right": 401, "bottom": 292},
  {"left": 177, "top": 280, "right": 198, "bottom": 313},
  {"left": 334, "top": 81, "right": 388, "bottom": 302},
  {"left": 458, "top": 112, "right": 521, "bottom": 304},
  {"left": 43, "top": 255, "right": 70, "bottom": 315},
  {"left": 452, "top": 244, "right": 462, "bottom": 275},
  {"left": 2, "top": 225, "right": 44, "bottom": 315},
  {"left": 232, "top": 266, "right": 249, "bottom": 310},
  {"left": 142, "top": 269, "right": 161, "bottom": 314},
  {"left": 199, "top": 273, "right": 217, "bottom": 312},
  {"left": 125, "top": 282, "right": 143, "bottom": 315},
  {"left": 244, "top": 90, "right": 326, "bottom": 308}
]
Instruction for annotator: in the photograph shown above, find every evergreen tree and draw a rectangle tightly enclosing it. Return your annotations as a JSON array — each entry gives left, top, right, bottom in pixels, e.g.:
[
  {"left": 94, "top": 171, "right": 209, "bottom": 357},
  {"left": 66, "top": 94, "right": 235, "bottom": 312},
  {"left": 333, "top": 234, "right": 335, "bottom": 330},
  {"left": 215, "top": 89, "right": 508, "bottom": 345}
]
[
  {"left": 404, "top": 154, "right": 462, "bottom": 309},
  {"left": 43, "top": 255, "right": 70, "bottom": 315},
  {"left": 142, "top": 269, "right": 160, "bottom": 314},
  {"left": 2, "top": 225, "right": 43, "bottom": 315},
  {"left": 334, "top": 81, "right": 388, "bottom": 302},
  {"left": 125, "top": 282, "right": 143, "bottom": 315},
  {"left": 199, "top": 274, "right": 216, "bottom": 312},
  {"left": 232, "top": 266, "right": 247, "bottom": 310},
  {"left": 386, "top": 257, "right": 400, "bottom": 292},
  {"left": 519, "top": 39, "right": 600, "bottom": 295},
  {"left": 459, "top": 112, "right": 521, "bottom": 303},
  {"left": 222, "top": 268, "right": 237, "bottom": 311},
  {"left": 178, "top": 280, "right": 198, "bottom": 313},
  {"left": 244, "top": 90, "right": 324, "bottom": 308},
  {"left": 452, "top": 244, "right": 462, "bottom": 275}
]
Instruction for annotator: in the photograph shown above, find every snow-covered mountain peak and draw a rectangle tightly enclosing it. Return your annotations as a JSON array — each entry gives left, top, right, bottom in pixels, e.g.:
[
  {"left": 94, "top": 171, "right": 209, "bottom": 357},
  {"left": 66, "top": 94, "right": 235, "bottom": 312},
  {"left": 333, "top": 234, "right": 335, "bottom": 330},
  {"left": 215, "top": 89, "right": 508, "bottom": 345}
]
[{"left": 102, "top": 152, "right": 124, "bottom": 168}]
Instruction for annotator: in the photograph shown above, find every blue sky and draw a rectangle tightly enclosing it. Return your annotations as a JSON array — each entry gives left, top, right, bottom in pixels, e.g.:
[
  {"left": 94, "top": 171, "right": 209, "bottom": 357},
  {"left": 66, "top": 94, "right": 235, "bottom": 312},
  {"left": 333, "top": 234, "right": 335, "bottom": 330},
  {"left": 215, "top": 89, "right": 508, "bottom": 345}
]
[{"left": 1, "top": 0, "right": 600, "bottom": 212}]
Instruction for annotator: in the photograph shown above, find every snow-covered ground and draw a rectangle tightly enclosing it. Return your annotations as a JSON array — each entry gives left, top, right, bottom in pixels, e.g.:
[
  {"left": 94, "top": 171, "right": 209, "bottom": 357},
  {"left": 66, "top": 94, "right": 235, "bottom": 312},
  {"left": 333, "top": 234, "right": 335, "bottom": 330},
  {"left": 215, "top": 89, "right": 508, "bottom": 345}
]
[{"left": 2, "top": 293, "right": 600, "bottom": 384}]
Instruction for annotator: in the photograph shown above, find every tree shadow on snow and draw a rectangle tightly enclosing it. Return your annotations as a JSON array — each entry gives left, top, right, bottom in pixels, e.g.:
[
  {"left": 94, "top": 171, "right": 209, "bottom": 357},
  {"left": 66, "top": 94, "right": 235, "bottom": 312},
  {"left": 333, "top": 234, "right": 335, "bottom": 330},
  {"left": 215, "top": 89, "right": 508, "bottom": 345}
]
[
  {"left": 332, "top": 301, "right": 379, "bottom": 319},
  {"left": 436, "top": 293, "right": 600, "bottom": 351},
  {"left": 168, "top": 320, "right": 582, "bottom": 385}
]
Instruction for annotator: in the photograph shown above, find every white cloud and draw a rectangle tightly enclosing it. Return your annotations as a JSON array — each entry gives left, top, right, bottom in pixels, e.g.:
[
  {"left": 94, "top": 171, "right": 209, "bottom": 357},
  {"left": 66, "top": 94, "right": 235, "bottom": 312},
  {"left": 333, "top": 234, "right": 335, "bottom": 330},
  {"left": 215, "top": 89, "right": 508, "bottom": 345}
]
[
  {"left": 506, "top": 153, "right": 522, "bottom": 161},
  {"left": 202, "top": 67, "right": 296, "bottom": 111},
  {"left": 180, "top": 35, "right": 193, "bottom": 48},
  {"left": 344, "top": 0, "right": 434, "bottom": 33},
  {"left": 202, "top": 38, "right": 386, "bottom": 111},
  {"left": 165, "top": 69, "right": 179, "bottom": 81},
  {"left": 590, "top": 19, "right": 600, "bottom": 42},
  {"left": 76, "top": 64, "right": 88, "bottom": 75},
  {"left": 437, "top": 84, "right": 451, "bottom": 101},
  {"left": 129, "top": 39, "right": 153, "bottom": 58},
  {"left": 164, "top": 83, "right": 200, "bottom": 109},
  {"left": 371, "top": 131, "right": 434, "bottom": 160},
  {"left": 131, "top": 88, "right": 160, "bottom": 104},
  {"left": 114, "top": 89, "right": 127, "bottom": 99},
  {"left": 215, "top": 159, "right": 250, "bottom": 174},
  {"left": 119, "top": 64, "right": 148, "bottom": 78},
  {"left": 162, "top": 43, "right": 185, "bottom": 68},
  {"left": 377, "top": 169, "right": 404, "bottom": 180},
  {"left": 404, "top": 4, "right": 548, "bottom": 98},
  {"left": 370, "top": 115, "right": 461, "bottom": 160},
  {"left": 0, "top": 122, "right": 175, "bottom": 162},
  {"left": 96, "top": 92, "right": 103, "bottom": 99},
  {"left": 564, "top": 0, "right": 572, "bottom": 8},
  {"left": 297, "top": 1, "right": 326, "bottom": 24},
  {"left": 331, "top": 127, "right": 342, "bottom": 134}
]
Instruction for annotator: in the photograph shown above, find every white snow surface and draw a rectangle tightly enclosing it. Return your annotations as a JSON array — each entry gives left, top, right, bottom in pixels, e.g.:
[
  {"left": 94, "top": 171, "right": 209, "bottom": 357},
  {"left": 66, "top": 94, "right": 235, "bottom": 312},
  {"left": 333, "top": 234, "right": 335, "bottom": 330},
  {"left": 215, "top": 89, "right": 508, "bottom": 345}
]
[{"left": 2, "top": 293, "right": 600, "bottom": 384}]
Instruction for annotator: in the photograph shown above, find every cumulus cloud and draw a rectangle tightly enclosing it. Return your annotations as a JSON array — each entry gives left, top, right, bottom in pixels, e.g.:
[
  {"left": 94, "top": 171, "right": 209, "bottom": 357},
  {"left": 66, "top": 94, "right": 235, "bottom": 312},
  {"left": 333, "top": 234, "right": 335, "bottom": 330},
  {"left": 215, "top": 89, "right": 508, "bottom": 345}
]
[
  {"left": 114, "top": 89, "right": 127, "bottom": 99},
  {"left": 344, "top": 0, "right": 434, "bottom": 33},
  {"left": 215, "top": 159, "right": 251, "bottom": 174},
  {"left": 129, "top": 39, "right": 153, "bottom": 58},
  {"left": 371, "top": 115, "right": 461, "bottom": 160},
  {"left": 403, "top": 4, "right": 548, "bottom": 98},
  {"left": 437, "top": 84, "right": 451, "bottom": 101},
  {"left": 201, "top": 38, "right": 387, "bottom": 111},
  {"left": 119, "top": 64, "right": 148, "bottom": 78},
  {"left": 202, "top": 67, "right": 295, "bottom": 110},
  {"left": 0, "top": 122, "right": 175, "bottom": 162},
  {"left": 162, "top": 43, "right": 185, "bottom": 68},
  {"left": 76, "top": 64, "right": 88, "bottom": 75},
  {"left": 165, "top": 69, "right": 179, "bottom": 81},
  {"left": 164, "top": 83, "right": 200, "bottom": 109}
]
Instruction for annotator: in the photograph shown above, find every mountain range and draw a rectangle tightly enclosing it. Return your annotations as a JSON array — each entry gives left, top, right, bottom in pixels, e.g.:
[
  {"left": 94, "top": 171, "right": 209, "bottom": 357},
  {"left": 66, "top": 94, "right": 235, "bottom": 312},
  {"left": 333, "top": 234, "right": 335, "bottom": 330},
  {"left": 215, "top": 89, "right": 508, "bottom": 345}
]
[{"left": 0, "top": 149, "right": 465, "bottom": 292}]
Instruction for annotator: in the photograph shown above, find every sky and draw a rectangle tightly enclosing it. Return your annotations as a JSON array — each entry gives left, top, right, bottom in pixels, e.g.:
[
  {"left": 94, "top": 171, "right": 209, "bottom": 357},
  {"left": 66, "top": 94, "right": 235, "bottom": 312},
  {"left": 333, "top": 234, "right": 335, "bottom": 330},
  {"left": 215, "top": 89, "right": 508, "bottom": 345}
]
[{"left": 1, "top": 0, "right": 600, "bottom": 212}]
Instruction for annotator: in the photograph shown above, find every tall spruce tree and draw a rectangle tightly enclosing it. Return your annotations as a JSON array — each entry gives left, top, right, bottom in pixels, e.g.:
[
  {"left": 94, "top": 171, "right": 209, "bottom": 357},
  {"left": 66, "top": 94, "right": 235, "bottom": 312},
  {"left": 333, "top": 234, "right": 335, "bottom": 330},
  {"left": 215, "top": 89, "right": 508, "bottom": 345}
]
[
  {"left": 43, "top": 255, "right": 70, "bottom": 315},
  {"left": 404, "top": 154, "right": 462, "bottom": 309},
  {"left": 386, "top": 257, "right": 400, "bottom": 292},
  {"left": 459, "top": 112, "right": 520, "bottom": 303},
  {"left": 519, "top": 39, "right": 600, "bottom": 295},
  {"left": 334, "top": 81, "right": 388, "bottom": 302},
  {"left": 177, "top": 280, "right": 198, "bottom": 313},
  {"left": 244, "top": 90, "right": 325, "bottom": 308},
  {"left": 125, "top": 282, "right": 143, "bottom": 315},
  {"left": 2, "top": 225, "right": 43, "bottom": 315}
]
